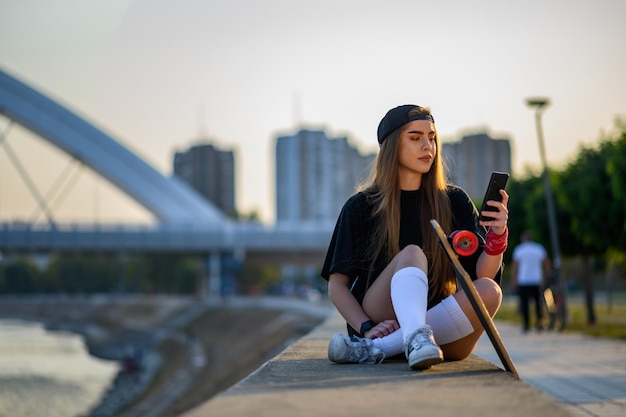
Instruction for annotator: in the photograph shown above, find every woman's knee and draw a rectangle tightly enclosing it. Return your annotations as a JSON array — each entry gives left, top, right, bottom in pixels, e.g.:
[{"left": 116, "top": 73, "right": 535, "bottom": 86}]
[
  {"left": 474, "top": 278, "right": 503, "bottom": 316},
  {"left": 394, "top": 244, "right": 428, "bottom": 272}
]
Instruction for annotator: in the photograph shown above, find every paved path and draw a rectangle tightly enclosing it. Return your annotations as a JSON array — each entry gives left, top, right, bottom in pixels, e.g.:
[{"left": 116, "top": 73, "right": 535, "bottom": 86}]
[
  {"left": 179, "top": 299, "right": 625, "bottom": 417},
  {"left": 182, "top": 310, "right": 576, "bottom": 417},
  {"left": 474, "top": 321, "right": 626, "bottom": 417}
]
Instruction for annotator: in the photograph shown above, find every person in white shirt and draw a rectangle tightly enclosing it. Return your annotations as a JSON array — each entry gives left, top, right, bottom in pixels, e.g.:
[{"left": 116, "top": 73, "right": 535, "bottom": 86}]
[{"left": 512, "top": 230, "right": 551, "bottom": 332}]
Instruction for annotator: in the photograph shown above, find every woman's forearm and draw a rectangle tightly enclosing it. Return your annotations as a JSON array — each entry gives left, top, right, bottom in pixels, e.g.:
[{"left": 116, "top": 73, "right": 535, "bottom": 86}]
[
  {"left": 328, "top": 275, "right": 370, "bottom": 332},
  {"left": 476, "top": 252, "right": 503, "bottom": 280}
]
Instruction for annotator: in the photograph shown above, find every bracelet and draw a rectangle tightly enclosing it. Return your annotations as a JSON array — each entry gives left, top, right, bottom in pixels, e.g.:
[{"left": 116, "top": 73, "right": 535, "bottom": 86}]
[
  {"left": 484, "top": 227, "right": 508, "bottom": 255},
  {"left": 359, "top": 320, "right": 376, "bottom": 337}
]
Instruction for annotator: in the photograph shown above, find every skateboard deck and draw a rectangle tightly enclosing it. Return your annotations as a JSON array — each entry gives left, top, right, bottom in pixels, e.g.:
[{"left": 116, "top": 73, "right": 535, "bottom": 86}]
[
  {"left": 430, "top": 219, "right": 519, "bottom": 378},
  {"left": 543, "top": 287, "right": 559, "bottom": 330},
  {"left": 543, "top": 288, "right": 557, "bottom": 314}
]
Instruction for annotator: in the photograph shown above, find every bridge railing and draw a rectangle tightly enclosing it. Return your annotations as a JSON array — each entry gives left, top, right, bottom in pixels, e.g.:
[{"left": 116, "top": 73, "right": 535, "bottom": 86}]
[{"left": 0, "top": 221, "right": 334, "bottom": 253}]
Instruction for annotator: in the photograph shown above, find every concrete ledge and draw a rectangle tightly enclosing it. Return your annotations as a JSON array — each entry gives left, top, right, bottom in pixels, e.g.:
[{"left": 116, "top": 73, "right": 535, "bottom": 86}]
[{"left": 181, "top": 311, "right": 577, "bottom": 417}]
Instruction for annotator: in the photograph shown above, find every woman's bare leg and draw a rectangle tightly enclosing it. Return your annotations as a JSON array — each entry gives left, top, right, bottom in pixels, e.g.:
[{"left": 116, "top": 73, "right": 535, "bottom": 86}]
[
  {"left": 440, "top": 278, "right": 503, "bottom": 361},
  {"left": 362, "top": 244, "right": 428, "bottom": 323}
]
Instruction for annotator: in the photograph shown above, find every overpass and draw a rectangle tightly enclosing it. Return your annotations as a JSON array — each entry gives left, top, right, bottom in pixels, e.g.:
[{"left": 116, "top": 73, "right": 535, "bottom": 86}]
[
  {"left": 0, "top": 221, "right": 332, "bottom": 264},
  {"left": 0, "top": 67, "right": 226, "bottom": 225},
  {"left": 0, "top": 67, "right": 333, "bottom": 295}
]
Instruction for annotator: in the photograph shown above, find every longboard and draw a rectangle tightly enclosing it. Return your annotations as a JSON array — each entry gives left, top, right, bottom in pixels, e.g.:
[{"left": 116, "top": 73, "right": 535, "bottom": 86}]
[
  {"left": 544, "top": 288, "right": 557, "bottom": 314},
  {"left": 430, "top": 219, "right": 519, "bottom": 378},
  {"left": 543, "top": 287, "right": 559, "bottom": 330}
]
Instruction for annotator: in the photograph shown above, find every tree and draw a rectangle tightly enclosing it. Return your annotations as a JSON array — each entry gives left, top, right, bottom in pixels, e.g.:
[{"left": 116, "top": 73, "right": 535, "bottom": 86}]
[
  {"left": 603, "top": 121, "right": 626, "bottom": 248},
  {"left": 0, "top": 258, "right": 41, "bottom": 293},
  {"left": 554, "top": 118, "right": 626, "bottom": 324},
  {"left": 597, "top": 120, "right": 626, "bottom": 311},
  {"left": 44, "top": 254, "right": 124, "bottom": 293},
  {"left": 141, "top": 254, "right": 198, "bottom": 294}
]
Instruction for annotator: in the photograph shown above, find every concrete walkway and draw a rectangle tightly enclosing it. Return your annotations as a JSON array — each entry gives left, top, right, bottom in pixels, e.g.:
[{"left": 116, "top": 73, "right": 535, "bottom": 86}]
[
  {"left": 474, "top": 321, "right": 626, "bottom": 417},
  {"left": 181, "top": 309, "right": 580, "bottom": 417}
]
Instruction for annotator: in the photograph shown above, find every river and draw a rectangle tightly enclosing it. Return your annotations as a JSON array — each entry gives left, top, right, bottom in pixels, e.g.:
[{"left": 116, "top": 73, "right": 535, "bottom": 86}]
[{"left": 0, "top": 318, "right": 119, "bottom": 417}]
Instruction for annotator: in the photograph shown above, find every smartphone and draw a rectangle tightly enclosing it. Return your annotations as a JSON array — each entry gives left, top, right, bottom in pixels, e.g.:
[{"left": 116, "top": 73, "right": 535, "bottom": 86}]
[{"left": 479, "top": 171, "right": 509, "bottom": 222}]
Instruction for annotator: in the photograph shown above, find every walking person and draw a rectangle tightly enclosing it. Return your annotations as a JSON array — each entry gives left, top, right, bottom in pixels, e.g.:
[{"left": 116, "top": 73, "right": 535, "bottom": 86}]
[
  {"left": 321, "top": 104, "right": 510, "bottom": 369},
  {"left": 512, "top": 230, "right": 551, "bottom": 333}
]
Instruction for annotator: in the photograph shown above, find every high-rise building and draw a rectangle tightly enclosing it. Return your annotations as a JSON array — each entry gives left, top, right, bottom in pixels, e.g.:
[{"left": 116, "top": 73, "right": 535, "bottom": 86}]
[
  {"left": 275, "top": 129, "right": 374, "bottom": 224},
  {"left": 442, "top": 132, "right": 512, "bottom": 200},
  {"left": 173, "top": 143, "right": 236, "bottom": 216}
]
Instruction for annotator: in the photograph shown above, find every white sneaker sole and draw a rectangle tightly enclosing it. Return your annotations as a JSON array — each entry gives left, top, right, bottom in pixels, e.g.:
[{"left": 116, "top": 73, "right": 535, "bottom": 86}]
[
  {"left": 408, "top": 345, "right": 444, "bottom": 370},
  {"left": 328, "top": 334, "right": 349, "bottom": 363}
]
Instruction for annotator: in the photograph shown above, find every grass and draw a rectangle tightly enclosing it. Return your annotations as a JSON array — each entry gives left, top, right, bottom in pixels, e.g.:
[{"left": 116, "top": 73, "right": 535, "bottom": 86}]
[{"left": 495, "top": 293, "right": 626, "bottom": 340}]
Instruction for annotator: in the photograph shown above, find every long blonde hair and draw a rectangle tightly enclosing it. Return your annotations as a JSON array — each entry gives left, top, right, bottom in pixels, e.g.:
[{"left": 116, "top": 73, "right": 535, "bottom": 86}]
[{"left": 362, "top": 106, "right": 455, "bottom": 304}]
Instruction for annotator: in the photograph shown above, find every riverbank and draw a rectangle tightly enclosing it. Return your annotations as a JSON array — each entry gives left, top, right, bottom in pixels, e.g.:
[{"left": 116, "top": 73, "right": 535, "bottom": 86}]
[{"left": 0, "top": 295, "right": 330, "bottom": 417}]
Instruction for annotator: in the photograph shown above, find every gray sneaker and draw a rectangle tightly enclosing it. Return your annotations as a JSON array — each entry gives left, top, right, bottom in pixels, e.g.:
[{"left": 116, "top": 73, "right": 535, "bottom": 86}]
[
  {"left": 404, "top": 325, "right": 444, "bottom": 370},
  {"left": 328, "top": 333, "right": 385, "bottom": 364}
]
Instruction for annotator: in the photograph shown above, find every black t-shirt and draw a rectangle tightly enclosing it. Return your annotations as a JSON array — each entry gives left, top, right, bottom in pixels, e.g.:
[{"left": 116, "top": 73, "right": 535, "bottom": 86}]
[{"left": 321, "top": 185, "right": 500, "bottom": 307}]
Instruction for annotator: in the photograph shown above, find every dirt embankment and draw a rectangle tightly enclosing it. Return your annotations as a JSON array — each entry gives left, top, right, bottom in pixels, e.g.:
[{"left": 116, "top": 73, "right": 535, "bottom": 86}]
[{"left": 0, "top": 295, "right": 330, "bottom": 417}]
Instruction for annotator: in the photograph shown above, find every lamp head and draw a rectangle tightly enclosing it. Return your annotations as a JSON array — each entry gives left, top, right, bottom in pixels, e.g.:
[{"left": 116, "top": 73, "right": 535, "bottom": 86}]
[{"left": 526, "top": 97, "right": 550, "bottom": 109}]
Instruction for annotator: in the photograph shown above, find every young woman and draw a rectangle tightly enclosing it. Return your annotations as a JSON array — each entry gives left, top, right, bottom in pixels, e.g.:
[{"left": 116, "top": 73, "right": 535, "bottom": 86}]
[{"left": 321, "top": 104, "right": 509, "bottom": 370}]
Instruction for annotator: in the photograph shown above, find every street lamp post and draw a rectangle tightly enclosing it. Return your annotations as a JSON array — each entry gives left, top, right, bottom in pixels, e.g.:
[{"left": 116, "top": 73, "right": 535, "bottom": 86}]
[{"left": 525, "top": 97, "right": 567, "bottom": 329}]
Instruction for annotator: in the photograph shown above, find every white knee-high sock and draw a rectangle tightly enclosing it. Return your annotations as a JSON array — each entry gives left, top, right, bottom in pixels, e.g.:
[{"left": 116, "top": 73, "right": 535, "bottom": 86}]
[
  {"left": 390, "top": 266, "right": 429, "bottom": 344},
  {"left": 426, "top": 295, "right": 474, "bottom": 345},
  {"left": 371, "top": 329, "right": 404, "bottom": 356}
]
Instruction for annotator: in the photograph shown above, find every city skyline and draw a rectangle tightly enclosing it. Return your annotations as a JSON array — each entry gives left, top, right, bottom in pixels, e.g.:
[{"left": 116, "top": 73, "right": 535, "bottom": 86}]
[
  {"left": 276, "top": 129, "right": 375, "bottom": 224},
  {"left": 443, "top": 132, "right": 512, "bottom": 199},
  {"left": 174, "top": 142, "right": 236, "bottom": 218},
  {"left": 1, "top": 0, "right": 625, "bottom": 224}
]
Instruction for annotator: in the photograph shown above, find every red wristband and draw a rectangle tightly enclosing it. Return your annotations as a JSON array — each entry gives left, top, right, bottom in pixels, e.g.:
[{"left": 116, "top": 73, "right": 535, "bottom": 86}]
[{"left": 484, "top": 227, "right": 508, "bottom": 256}]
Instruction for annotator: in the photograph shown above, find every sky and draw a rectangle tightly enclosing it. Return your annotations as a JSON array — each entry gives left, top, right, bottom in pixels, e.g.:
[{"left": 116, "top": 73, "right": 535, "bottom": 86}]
[{"left": 1, "top": 0, "right": 625, "bottom": 225}]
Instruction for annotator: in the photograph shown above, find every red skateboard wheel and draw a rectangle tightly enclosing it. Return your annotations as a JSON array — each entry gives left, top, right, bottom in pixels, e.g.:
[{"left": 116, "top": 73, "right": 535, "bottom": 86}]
[{"left": 451, "top": 230, "right": 479, "bottom": 256}]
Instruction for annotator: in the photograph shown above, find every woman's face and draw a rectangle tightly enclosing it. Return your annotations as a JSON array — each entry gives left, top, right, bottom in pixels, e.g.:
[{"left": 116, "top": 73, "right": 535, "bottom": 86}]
[{"left": 397, "top": 119, "right": 437, "bottom": 187}]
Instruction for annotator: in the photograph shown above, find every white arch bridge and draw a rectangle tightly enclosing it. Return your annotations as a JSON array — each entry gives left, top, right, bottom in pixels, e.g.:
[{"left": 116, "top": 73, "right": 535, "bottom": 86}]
[{"left": 0, "top": 68, "right": 332, "bottom": 294}]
